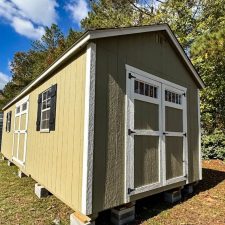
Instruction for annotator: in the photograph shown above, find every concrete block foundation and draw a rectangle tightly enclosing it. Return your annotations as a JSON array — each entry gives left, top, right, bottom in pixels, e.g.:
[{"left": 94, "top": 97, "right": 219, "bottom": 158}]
[
  {"left": 164, "top": 189, "right": 181, "bottom": 203},
  {"left": 18, "top": 170, "right": 27, "bottom": 178},
  {"left": 35, "top": 183, "right": 50, "bottom": 198},
  {"left": 1, "top": 156, "right": 7, "bottom": 160},
  {"left": 183, "top": 185, "right": 194, "bottom": 195},
  {"left": 7, "top": 160, "right": 14, "bottom": 166},
  {"left": 110, "top": 202, "right": 135, "bottom": 225},
  {"left": 70, "top": 213, "right": 95, "bottom": 225}
]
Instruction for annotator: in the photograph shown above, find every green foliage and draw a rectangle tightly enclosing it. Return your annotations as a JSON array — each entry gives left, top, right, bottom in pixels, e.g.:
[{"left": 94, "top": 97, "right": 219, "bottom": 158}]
[
  {"left": 202, "top": 130, "right": 225, "bottom": 160},
  {"left": 0, "top": 24, "right": 82, "bottom": 110}
]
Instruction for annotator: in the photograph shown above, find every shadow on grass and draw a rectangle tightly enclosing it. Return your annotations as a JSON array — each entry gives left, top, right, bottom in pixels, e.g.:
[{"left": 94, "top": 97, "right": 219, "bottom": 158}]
[{"left": 96, "top": 167, "right": 225, "bottom": 225}]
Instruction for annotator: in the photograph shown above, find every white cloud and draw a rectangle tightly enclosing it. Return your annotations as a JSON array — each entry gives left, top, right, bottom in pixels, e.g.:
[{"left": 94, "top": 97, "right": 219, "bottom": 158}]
[
  {"left": 66, "top": 0, "right": 89, "bottom": 24},
  {"left": 0, "top": 72, "right": 11, "bottom": 90},
  {"left": 11, "top": 17, "right": 45, "bottom": 40},
  {"left": 0, "top": 0, "right": 58, "bottom": 40},
  {"left": 11, "top": 0, "right": 58, "bottom": 26}
]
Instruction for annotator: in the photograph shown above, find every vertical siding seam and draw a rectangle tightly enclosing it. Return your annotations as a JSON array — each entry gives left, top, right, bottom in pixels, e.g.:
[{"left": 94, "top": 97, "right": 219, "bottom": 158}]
[
  {"left": 71, "top": 60, "right": 77, "bottom": 206},
  {"left": 82, "top": 42, "right": 96, "bottom": 215}
]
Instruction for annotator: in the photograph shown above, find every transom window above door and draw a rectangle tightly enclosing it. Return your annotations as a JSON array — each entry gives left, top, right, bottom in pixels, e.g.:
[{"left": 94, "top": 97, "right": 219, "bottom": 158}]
[
  {"left": 165, "top": 90, "right": 182, "bottom": 105},
  {"left": 134, "top": 80, "right": 158, "bottom": 99}
]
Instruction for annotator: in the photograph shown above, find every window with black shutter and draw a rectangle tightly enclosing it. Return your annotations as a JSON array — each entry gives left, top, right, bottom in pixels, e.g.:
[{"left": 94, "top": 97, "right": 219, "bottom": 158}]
[
  {"left": 6, "top": 111, "right": 12, "bottom": 132},
  {"left": 36, "top": 84, "right": 57, "bottom": 132}
]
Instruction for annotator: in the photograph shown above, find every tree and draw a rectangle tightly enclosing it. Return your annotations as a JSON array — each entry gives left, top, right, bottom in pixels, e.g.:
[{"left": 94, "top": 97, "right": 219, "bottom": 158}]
[{"left": 0, "top": 24, "right": 82, "bottom": 109}]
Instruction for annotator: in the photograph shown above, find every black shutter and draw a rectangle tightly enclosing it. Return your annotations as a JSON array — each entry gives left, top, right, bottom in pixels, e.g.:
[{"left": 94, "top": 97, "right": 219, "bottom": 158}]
[
  {"left": 36, "top": 94, "right": 42, "bottom": 131},
  {"left": 49, "top": 84, "right": 57, "bottom": 131},
  {"left": 5, "top": 112, "right": 8, "bottom": 132},
  {"left": 8, "top": 111, "right": 12, "bottom": 132}
]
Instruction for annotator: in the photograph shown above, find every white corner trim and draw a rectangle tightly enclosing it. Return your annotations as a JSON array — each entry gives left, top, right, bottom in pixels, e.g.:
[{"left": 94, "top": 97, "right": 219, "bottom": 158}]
[
  {"left": 3, "top": 35, "right": 90, "bottom": 110},
  {"left": 198, "top": 89, "right": 202, "bottom": 180},
  {"left": 82, "top": 42, "right": 96, "bottom": 215}
]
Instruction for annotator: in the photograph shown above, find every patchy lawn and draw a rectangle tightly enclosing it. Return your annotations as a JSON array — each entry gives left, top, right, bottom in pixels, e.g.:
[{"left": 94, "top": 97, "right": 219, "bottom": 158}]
[
  {"left": 132, "top": 160, "right": 225, "bottom": 225},
  {"left": 0, "top": 158, "right": 225, "bottom": 225},
  {"left": 0, "top": 158, "right": 72, "bottom": 225}
]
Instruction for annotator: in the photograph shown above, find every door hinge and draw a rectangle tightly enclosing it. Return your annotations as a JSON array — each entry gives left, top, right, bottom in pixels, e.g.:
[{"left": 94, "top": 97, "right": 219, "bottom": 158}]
[
  {"left": 129, "top": 73, "right": 136, "bottom": 79},
  {"left": 183, "top": 93, "right": 186, "bottom": 97},
  {"left": 183, "top": 133, "right": 187, "bottom": 137},
  {"left": 163, "top": 132, "right": 168, "bottom": 135},
  {"left": 128, "top": 188, "right": 135, "bottom": 195},
  {"left": 128, "top": 129, "right": 136, "bottom": 135}
]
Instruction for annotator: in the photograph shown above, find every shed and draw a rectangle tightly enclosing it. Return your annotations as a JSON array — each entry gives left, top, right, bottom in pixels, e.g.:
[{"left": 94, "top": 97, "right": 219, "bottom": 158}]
[{"left": 1, "top": 24, "right": 204, "bottom": 223}]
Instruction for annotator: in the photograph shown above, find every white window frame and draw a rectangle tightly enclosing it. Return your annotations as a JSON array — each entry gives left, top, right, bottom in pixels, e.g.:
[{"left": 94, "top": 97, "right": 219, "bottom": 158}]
[
  {"left": 125, "top": 64, "right": 188, "bottom": 203},
  {"left": 40, "top": 88, "right": 51, "bottom": 132}
]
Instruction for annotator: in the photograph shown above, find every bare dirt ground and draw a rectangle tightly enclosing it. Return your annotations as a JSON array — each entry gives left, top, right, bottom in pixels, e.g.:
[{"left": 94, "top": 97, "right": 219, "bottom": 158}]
[{"left": 0, "top": 158, "right": 225, "bottom": 225}]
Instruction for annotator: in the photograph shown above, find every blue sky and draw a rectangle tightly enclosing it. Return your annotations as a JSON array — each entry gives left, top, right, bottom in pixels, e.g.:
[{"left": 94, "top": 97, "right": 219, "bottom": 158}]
[{"left": 0, "top": 0, "right": 89, "bottom": 89}]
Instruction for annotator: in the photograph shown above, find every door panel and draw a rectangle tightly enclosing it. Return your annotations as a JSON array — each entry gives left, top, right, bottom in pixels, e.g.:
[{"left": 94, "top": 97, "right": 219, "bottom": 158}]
[
  {"left": 15, "top": 117, "right": 20, "bottom": 130},
  {"left": 134, "top": 100, "right": 159, "bottom": 130},
  {"left": 165, "top": 107, "right": 183, "bottom": 132},
  {"left": 18, "top": 133, "right": 25, "bottom": 162},
  {"left": 163, "top": 84, "right": 187, "bottom": 184},
  {"left": 166, "top": 136, "right": 183, "bottom": 180},
  {"left": 13, "top": 133, "right": 19, "bottom": 158},
  {"left": 20, "top": 114, "right": 27, "bottom": 130},
  {"left": 134, "top": 136, "right": 159, "bottom": 188}
]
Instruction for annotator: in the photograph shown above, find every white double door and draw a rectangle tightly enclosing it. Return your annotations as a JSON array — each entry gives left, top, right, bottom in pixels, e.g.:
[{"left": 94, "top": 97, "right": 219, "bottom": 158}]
[
  {"left": 126, "top": 69, "right": 188, "bottom": 197},
  {"left": 12, "top": 96, "right": 29, "bottom": 165}
]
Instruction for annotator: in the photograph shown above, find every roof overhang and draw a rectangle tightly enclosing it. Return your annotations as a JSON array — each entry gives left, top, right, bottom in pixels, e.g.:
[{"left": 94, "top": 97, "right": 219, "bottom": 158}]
[{"left": 3, "top": 24, "right": 204, "bottom": 110}]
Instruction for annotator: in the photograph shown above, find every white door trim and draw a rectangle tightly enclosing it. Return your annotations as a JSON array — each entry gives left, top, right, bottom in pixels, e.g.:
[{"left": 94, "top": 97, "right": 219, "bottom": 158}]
[
  {"left": 125, "top": 69, "right": 163, "bottom": 201},
  {"left": 162, "top": 83, "right": 188, "bottom": 185},
  {"left": 12, "top": 95, "right": 29, "bottom": 166},
  {"left": 125, "top": 65, "right": 188, "bottom": 201}
]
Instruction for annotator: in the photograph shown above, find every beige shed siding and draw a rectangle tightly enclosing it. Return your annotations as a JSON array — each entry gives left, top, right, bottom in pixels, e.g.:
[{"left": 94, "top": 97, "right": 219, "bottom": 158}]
[
  {"left": 1, "top": 50, "right": 87, "bottom": 212},
  {"left": 93, "top": 32, "right": 200, "bottom": 213}
]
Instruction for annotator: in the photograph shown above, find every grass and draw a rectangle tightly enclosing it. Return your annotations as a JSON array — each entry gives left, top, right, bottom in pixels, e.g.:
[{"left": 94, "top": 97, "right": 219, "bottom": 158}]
[
  {"left": 0, "top": 157, "right": 225, "bottom": 225},
  {"left": 0, "top": 158, "right": 72, "bottom": 225}
]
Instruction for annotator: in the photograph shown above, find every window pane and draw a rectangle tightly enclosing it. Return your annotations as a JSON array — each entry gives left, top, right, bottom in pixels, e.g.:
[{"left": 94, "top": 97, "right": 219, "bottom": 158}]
[
  {"left": 139, "top": 82, "right": 144, "bottom": 95},
  {"left": 42, "top": 109, "right": 50, "bottom": 120},
  {"left": 41, "top": 119, "right": 49, "bottom": 129},
  {"left": 134, "top": 80, "right": 139, "bottom": 93},
  {"left": 42, "top": 101, "right": 47, "bottom": 110},
  {"left": 145, "top": 84, "right": 149, "bottom": 96},
  {"left": 47, "top": 99, "right": 51, "bottom": 108},
  {"left": 47, "top": 90, "right": 51, "bottom": 98},
  {"left": 165, "top": 90, "right": 182, "bottom": 105},
  {"left": 22, "top": 102, "right": 27, "bottom": 111},
  {"left": 16, "top": 107, "right": 20, "bottom": 114},
  {"left": 134, "top": 80, "right": 158, "bottom": 99}
]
